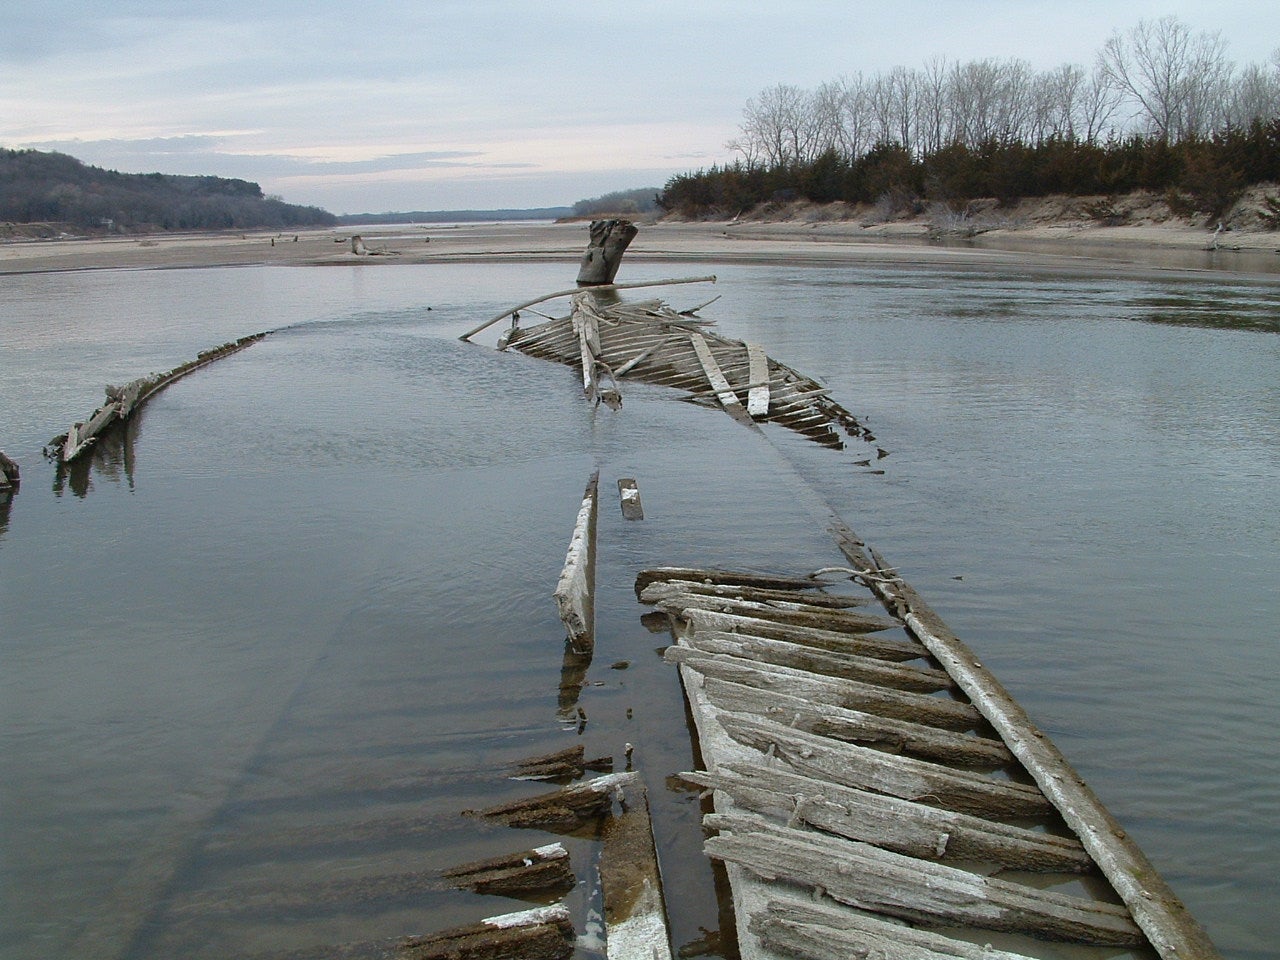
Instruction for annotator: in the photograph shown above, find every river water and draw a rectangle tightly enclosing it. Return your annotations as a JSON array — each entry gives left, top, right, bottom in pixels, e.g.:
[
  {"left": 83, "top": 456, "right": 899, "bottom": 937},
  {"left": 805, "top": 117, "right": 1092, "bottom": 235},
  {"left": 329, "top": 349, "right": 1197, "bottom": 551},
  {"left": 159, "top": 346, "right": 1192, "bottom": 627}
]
[{"left": 1, "top": 250, "right": 1276, "bottom": 960}]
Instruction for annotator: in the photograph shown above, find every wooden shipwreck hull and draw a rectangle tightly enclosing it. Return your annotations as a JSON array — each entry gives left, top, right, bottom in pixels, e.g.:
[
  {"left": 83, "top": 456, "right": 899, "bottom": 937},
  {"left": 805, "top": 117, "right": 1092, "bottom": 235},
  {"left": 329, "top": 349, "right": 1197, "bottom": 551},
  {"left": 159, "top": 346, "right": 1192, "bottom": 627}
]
[
  {"left": 499, "top": 290, "right": 872, "bottom": 450},
  {"left": 639, "top": 543, "right": 1222, "bottom": 960}
]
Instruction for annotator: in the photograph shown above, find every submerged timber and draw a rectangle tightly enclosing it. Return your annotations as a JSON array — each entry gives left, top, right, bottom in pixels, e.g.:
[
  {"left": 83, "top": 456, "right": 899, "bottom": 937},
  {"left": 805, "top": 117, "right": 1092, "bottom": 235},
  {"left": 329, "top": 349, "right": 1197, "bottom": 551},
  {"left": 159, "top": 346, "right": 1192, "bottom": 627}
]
[
  {"left": 494, "top": 291, "right": 873, "bottom": 450},
  {"left": 454, "top": 222, "right": 1222, "bottom": 960}
]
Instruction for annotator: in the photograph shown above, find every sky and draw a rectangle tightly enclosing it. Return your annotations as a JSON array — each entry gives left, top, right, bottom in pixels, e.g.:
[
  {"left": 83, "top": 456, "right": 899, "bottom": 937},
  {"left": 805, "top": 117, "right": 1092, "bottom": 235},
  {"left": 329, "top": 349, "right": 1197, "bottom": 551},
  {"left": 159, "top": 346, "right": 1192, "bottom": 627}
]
[{"left": 2, "top": 1, "right": 1278, "bottom": 214}]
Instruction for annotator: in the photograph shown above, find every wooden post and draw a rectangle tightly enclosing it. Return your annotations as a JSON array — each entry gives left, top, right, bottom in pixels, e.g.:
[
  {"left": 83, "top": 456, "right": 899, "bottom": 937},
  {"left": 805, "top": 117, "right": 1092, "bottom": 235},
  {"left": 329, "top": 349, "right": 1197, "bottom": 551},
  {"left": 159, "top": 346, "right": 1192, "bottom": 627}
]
[
  {"left": 576, "top": 219, "right": 638, "bottom": 286},
  {"left": 553, "top": 471, "right": 599, "bottom": 651}
]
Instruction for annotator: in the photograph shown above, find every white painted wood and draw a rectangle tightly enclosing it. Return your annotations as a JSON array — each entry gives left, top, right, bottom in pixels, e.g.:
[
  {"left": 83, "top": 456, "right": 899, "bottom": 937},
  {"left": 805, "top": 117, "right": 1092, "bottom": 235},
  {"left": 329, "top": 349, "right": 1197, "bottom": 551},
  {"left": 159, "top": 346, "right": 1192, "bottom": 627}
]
[
  {"left": 746, "top": 341, "right": 770, "bottom": 417},
  {"left": 689, "top": 333, "right": 754, "bottom": 425},
  {"left": 553, "top": 472, "right": 599, "bottom": 650}
]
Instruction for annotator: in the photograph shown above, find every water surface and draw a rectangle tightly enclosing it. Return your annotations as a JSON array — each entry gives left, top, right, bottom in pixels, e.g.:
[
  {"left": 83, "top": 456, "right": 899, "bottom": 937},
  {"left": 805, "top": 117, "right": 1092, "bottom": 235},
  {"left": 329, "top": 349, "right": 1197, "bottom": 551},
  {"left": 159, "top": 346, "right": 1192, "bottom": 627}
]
[{"left": 1, "top": 256, "right": 1276, "bottom": 959}]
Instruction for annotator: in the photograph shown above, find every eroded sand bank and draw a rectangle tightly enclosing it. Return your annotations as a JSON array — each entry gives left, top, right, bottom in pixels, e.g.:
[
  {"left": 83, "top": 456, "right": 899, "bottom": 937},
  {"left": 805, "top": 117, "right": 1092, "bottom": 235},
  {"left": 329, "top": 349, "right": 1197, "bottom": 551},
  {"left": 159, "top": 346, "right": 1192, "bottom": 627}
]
[{"left": 3, "top": 218, "right": 1278, "bottom": 277}]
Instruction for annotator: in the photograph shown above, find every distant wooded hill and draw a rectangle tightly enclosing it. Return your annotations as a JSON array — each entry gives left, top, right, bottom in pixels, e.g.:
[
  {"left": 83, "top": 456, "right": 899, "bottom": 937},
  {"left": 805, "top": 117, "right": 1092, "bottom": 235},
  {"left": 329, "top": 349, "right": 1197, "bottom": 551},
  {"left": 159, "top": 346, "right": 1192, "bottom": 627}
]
[
  {"left": 0, "top": 148, "right": 336, "bottom": 231},
  {"left": 337, "top": 207, "right": 571, "bottom": 225}
]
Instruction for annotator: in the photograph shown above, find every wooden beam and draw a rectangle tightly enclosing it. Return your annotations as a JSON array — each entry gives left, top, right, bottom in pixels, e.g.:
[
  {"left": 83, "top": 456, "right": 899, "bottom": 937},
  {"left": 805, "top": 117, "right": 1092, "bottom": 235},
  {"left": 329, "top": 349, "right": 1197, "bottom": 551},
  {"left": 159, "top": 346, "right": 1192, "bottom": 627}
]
[
  {"left": 699, "top": 675, "right": 1012, "bottom": 768},
  {"left": 690, "top": 333, "right": 754, "bottom": 426},
  {"left": 718, "top": 712, "right": 1051, "bottom": 818},
  {"left": 553, "top": 471, "right": 599, "bottom": 651},
  {"left": 668, "top": 649, "right": 982, "bottom": 730},
  {"left": 828, "top": 519, "right": 1223, "bottom": 960},
  {"left": 457, "top": 276, "right": 716, "bottom": 342},
  {"left": 746, "top": 342, "right": 770, "bottom": 417},
  {"left": 706, "top": 813, "right": 1143, "bottom": 946},
  {"left": 616, "top": 478, "right": 644, "bottom": 520},
  {"left": 688, "top": 765, "right": 1092, "bottom": 873},
  {"left": 400, "top": 905, "right": 575, "bottom": 960},
  {"left": 600, "top": 772, "right": 673, "bottom": 960},
  {"left": 751, "top": 896, "right": 1041, "bottom": 960}
]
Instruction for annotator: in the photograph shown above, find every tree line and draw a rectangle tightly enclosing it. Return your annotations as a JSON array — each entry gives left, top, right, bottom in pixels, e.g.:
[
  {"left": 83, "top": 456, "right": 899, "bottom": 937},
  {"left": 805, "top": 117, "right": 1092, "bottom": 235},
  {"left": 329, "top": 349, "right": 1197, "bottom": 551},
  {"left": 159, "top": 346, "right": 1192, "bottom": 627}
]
[
  {"left": 659, "top": 17, "right": 1280, "bottom": 219},
  {"left": 0, "top": 148, "right": 335, "bottom": 231}
]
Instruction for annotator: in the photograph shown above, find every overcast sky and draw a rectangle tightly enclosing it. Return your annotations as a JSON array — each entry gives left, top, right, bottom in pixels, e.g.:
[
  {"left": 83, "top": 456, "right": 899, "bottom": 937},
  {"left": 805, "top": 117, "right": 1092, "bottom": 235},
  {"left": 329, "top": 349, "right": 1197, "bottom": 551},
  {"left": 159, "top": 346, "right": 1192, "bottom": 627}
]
[{"left": 3, "top": 1, "right": 1277, "bottom": 214}]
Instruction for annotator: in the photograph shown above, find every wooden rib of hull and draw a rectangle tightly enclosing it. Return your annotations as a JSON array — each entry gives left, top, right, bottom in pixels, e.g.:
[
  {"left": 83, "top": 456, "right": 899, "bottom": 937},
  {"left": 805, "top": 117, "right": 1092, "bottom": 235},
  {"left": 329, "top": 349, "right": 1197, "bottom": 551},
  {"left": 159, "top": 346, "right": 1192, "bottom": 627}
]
[{"left": 504, "top": 297, "right": 869, "bottom": 449}]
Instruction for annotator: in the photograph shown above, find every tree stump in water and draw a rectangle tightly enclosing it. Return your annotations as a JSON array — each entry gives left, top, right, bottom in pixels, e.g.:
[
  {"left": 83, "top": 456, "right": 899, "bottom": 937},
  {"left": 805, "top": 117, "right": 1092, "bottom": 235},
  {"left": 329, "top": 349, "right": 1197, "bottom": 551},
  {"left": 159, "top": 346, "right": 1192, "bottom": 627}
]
[{"left": 576, "top": 219, "right": 638, "bottom": 285}]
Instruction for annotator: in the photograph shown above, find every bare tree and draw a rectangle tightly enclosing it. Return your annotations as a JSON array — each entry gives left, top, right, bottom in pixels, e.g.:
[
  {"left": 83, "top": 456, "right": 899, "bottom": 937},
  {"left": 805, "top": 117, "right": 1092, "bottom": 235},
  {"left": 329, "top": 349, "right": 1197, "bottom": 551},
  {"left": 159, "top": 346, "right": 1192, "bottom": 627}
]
[
  {"left": 1033, "top": 64, "right": 1085, "bottom": 142},
  {"left": 1098, "top": 15, "right": 1232, "bottom": 141},
  {"left": 916, "top": 56, "right": 953, "bottom": 154},
  {"left": 834, "top": 74, "right": 873, "bottom": 158},
  {"left": 1078, "top": 65, "right": 1124, "bottom": 143},
  {"left": 1225, "top": 59, "right": 1280, "bottom": 129}
]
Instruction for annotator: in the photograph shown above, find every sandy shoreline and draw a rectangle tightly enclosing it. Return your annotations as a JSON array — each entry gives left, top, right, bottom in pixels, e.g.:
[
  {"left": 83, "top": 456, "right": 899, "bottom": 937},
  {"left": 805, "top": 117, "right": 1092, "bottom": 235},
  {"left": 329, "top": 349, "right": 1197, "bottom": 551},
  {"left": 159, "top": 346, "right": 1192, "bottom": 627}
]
[{"left": 3, "top": 217, "right": 1279, "bottom": 279}]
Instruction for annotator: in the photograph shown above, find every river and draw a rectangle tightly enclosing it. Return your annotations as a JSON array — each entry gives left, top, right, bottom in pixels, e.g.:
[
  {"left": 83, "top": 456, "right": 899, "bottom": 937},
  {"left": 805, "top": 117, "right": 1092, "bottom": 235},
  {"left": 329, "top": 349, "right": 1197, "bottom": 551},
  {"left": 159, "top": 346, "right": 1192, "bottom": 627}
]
[{"left": 1, "top": 250, "right": 1276, "bottom": 959}]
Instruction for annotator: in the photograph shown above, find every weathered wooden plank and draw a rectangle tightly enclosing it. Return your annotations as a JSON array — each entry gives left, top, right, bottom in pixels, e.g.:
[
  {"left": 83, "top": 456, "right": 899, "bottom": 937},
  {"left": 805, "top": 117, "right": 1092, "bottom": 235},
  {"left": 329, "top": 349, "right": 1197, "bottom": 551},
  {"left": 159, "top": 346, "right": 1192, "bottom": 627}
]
[
  {"left": 467, "top": 772, "right": 629, "bottom": 832},
  {"left": 442, "top": 843, "right": 574, "bottom": 897},
  {"left": 612, "top": 335, "right": 683, "bottom": 376},
  {"left": 553, "top": 471, "right": 599, "bottom": 651},
  {"left": 640, "top": 578, "right": 871, "bottom": 609},
  {"left": 706, "top": 813, "right": 1143, "bottom": 946},
  {"left": 679, "top": 629, "right": 954, "bottom": 694},
  {"left": 400, "top": 905, "right": 575, "bottom": 960},
  {"left": 600, "top": 772, "right": 673, "bottom": 960},
  {"left": 717, "top": 713, "right": 1052, "bottom": 818},
  {"left": 669, "top": 649, "right": 982, "bottom": 730},
  {"left": 511, "top": 744, "right": 612, "bottom": 781},
  {"left": 660, "top": 593, "right": 900, "bottom": 634},
  {"left": 752, "top": 896, "right": 1040, "bottom": 960},
  {"left": 829, "top": 519, "right": 1223, "bottom": 960},
  {"left": 617, "top": 477, "right": 644, "bottom": 520},
  {"left": 746, "top": 342, "right": 770, "bottom": 417},
  {"left": 700, "top": 676, "right": 1012, "bottom": 768},
  {"left": 635, "top": 567, "right": 825, "bottom": 595},
  {"left": 458, "top": 275, "right": 716, "bottom": 342},
  {"left": 571, "top": 293, "right": 604, "bottom": 399},
  {"left": 680, "top": 607, "right": 926, "bottom": 662},
  {"left": 687, "top": 764, "right": 1092, "bottom": 872},
  {"left": 690, "top": 332, "right": 755, "bottom": 426}
]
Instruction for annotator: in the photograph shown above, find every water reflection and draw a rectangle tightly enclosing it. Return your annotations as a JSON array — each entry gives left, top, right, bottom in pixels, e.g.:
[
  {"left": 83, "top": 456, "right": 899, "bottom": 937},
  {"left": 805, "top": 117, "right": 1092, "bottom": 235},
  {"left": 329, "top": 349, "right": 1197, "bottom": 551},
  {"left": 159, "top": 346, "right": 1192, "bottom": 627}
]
[{"left": 50, "top": 415, "right": 139, "bottom": 498}]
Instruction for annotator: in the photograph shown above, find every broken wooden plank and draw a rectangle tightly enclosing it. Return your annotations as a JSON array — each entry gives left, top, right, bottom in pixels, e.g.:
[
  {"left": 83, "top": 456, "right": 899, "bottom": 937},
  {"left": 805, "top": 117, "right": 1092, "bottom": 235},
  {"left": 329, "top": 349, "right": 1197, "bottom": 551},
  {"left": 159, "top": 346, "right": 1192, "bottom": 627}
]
[
  {"left": 510, "top": 744, "right": 611, "bottom": 782},
  {"left": 687, "top": 765, "right": 1092, "bottom": 873},
  {"left": 571, "top": 293, "right": 605, "bottom": 400},
  {"left": 699, "top": 676, "right": 1011, "bottom": 768},
  {"left": 458, "top": 276, "right": 716, "bottom": 342},
  {"left": 745, "top": 341, "right": 770, "bottom": 417},
  {"left": 751, "top": 896, "right": 1041, "bottom": 960},
  {"left": 617, "top": 477, "right": 644, "bottom": 520},
  {"left": 553, "top": 471, "right": 599, "bottom": 651},
  {"left": 659, "top": 592, "right": 900, "bottom": 634},
  {"left": 635, "top": 566, "right": 826, "bottom": 596},
  {"left": 600, "top": 772, "right": 673, "bottom": 960},
  {"left": 689, "top": 333, "right": 755, "bottom": 426},
  {"left": 678, "top": 607, "right": 925, "bottom": 662},
  {"left": 678, "top": 629, "right": 954, "bottom": 694},
  {"left": 668, "top": 649, "right": 982, "bottom": 730},
  {"left": 706, "top": 813, "right": 1143, "bottom": 946},
  {"left": 829, "top": 519, "right": 1223, "bottom": 960},
  {"left": 400, "top": 904, "right": 575, "bottom": 960},
  {"left": 467, "top": 772, "right": 629, "bottom": 832},
  {"left": 441, "top": 843, "right": 574, "bottom": 898},
  {"left": 640, "top": 578, "right": 870, "bottom": 609},
  {"left": 717, "top": 713, "right": 1052, "bottom": 818}
]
